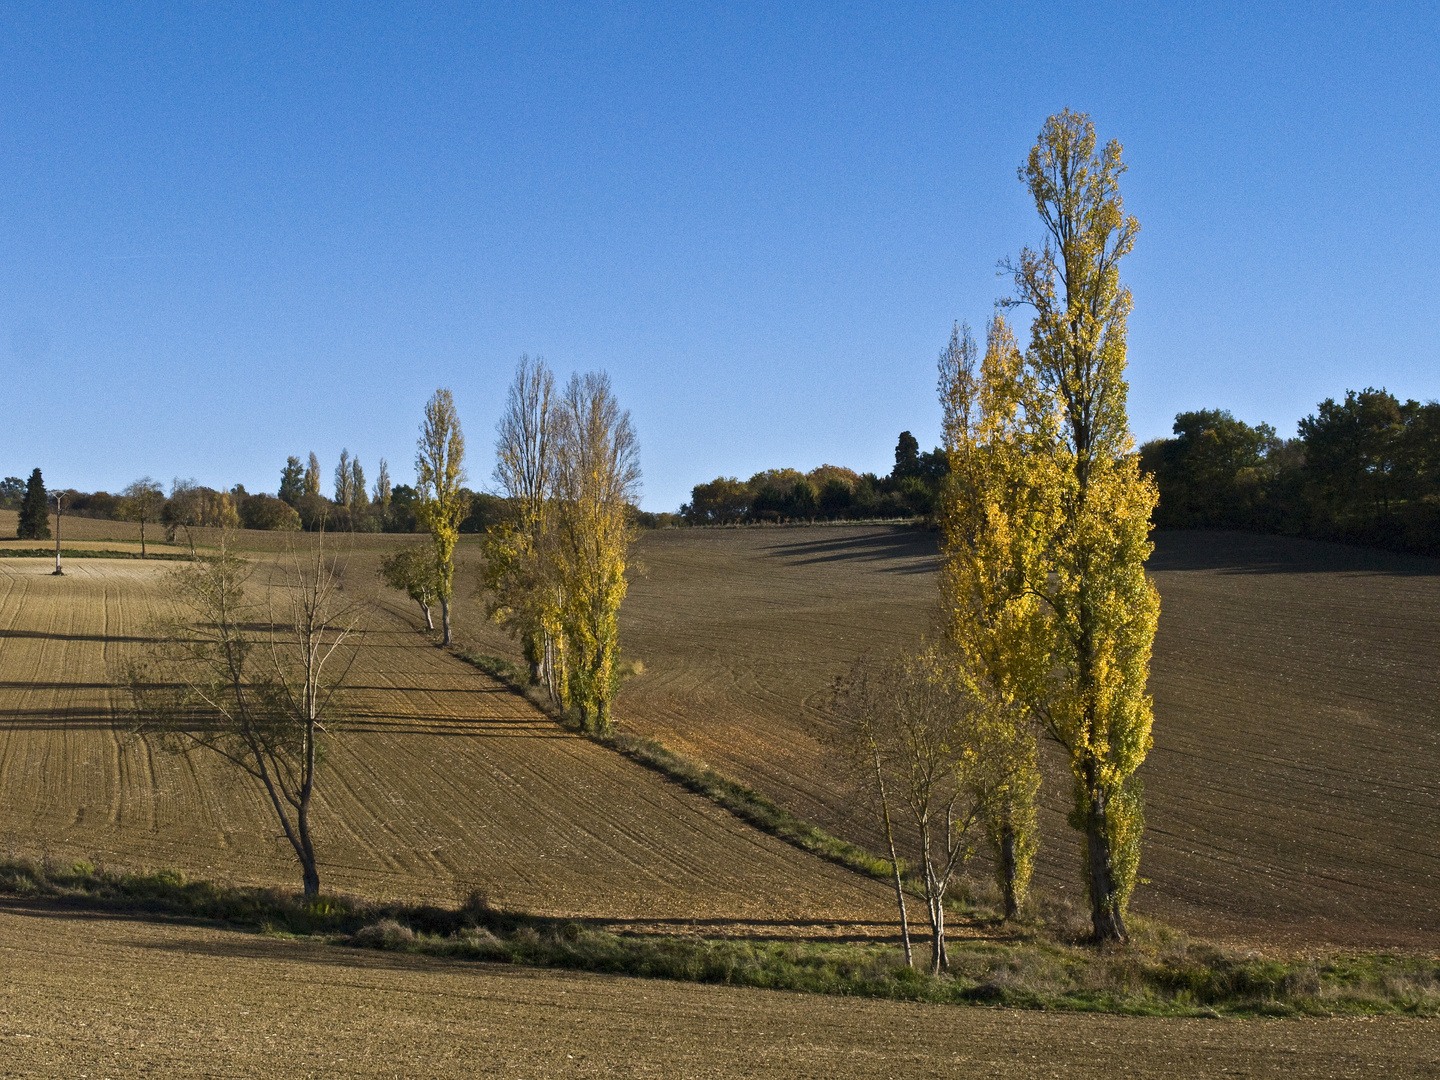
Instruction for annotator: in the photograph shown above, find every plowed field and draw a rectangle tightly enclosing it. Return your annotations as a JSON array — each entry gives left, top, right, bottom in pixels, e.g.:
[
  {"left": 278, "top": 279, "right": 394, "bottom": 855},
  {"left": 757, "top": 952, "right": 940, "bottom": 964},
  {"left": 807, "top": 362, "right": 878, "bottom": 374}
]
[
  {"left": 0, "top": 555, "right": 895, "bottom": 927},
  {"left": 504, "top": 525, "right": 1437, "bottom": 950},
  {"left": 3, "top": 904, "right": 1436, "bottom": 1079}
]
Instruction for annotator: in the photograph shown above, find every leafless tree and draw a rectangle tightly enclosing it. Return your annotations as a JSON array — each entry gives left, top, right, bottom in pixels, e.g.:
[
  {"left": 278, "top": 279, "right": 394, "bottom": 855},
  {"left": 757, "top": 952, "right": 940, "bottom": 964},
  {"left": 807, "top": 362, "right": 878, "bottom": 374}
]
[{"left": 128, "top": 531, "right": 358, "bottom": 895}]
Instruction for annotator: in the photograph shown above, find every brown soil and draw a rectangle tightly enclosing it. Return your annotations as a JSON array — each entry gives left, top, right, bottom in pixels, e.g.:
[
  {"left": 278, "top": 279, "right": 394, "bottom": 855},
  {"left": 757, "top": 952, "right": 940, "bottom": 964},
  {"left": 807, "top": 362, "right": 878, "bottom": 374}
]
[
  {"left": 3, "top": 904, "right": 1436, "bottom": 1079},
  {"left": 0, "top": 554, "right": 894, "bottom": 928},
  {"left": 503, "top": 524, "right": 1439, "bottom": 951}
]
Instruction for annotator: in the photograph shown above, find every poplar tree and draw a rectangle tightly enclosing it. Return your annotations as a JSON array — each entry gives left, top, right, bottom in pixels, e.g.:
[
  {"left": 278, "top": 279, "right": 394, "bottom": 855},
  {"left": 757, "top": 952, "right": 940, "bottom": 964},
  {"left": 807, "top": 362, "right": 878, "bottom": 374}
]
[
  {"left": 304, "top": 453, "right": 321, "bottom": 497},
  {"left": 484, "top": 356, "right": 561, "bottom": 689},
  {"left": 334, "top": 449, "right": 354, "bottom": 507},
  {"left": 373, "top": 458, "right": 392, "bottom": 513},
  {"left": 415, "top": 389, "right": 469, "bottom": 645},
  {"left": 350, "top": 458, "right": 368, "bottom": 511},
  {"left": 552, "top": 371, "right": 640, "bottom": 733},
  {"left": 1004, "top": 110, "right": 1160, "bottom": 942},
  {"left": 937, "top": 317, "right": 1046, "bottom": 920}
]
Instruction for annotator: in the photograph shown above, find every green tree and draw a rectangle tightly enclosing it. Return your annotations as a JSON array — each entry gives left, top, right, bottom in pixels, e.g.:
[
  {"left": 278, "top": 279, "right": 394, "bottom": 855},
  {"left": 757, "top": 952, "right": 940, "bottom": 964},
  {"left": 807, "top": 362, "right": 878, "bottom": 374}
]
[
  {"left": 379, "top": 546, "right": 440, "bottom": 630},
  {"left": 279, "top": 456, "right": 306, "bottom": 505},
  {"left": 16, "top": 468, "right": 50, "bottom": 540},
  {"left": 893, "top": 431, "right": 921, "bottom": 479},
  {"left": 120, "top": 478, "right": 165, "bottom": 555},
  {"left": 1004, "top": 109, "right": 1159, "bottom": 943},
  {"left": 415, "top": 389, "right": 469, "bottom": 645}
]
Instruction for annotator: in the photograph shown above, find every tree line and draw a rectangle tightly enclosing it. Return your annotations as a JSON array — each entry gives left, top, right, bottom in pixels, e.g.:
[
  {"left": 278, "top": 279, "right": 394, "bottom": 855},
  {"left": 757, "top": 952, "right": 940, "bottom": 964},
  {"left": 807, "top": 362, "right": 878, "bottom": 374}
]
[
  {"left": 681, "top": 435, "right": 949, "bottom": 525},
  {"left": 1141, "top": 390, "right": 1440, "bottom": 555}
]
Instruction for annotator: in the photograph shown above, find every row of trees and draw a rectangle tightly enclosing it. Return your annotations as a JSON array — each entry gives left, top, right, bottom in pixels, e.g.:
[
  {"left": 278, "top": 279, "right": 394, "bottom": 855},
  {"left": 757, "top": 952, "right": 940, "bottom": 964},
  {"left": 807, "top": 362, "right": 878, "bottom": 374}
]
[
  {"left": 1141, "top": 390, "right": 1440, "bottom": 555},
  {"left": 839, "top": 111, "right": 1158, "bottom": 963},
  {"left": 128, "top": 371, "right": 642, "bottom": 896},
  {"left": 478, "top": 358, "right": 642, "bottom": 733},
  {"left": 681, "top": 437, "right": 948, "bottom": 525}
]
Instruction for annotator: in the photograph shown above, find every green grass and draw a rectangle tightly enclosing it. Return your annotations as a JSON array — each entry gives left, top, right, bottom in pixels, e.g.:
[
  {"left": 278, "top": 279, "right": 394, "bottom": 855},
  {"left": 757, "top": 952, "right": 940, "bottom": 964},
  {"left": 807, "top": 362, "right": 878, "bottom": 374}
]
[
  {"left": 452, "top": 650, "right": 894, "bottom": 882},
  {"left": 0, "top": 548, "right": 190, "bottom": 560},
  {"left": 2, "top": 857, "right": 1435, "bottom": 1017}
]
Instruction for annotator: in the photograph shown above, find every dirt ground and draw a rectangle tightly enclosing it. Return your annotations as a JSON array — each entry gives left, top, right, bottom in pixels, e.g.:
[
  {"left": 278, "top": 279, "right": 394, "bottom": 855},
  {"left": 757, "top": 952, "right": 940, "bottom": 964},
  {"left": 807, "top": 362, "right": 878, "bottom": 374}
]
[
  {"left": 1, "top": 904, "right": 1435, "bottom": 1080},
  {"left": 0, "top": 553, "right": 895, "bottom": 928},
  {"left": 493, "top": 525, "right": 1439, "bottom": 951}
]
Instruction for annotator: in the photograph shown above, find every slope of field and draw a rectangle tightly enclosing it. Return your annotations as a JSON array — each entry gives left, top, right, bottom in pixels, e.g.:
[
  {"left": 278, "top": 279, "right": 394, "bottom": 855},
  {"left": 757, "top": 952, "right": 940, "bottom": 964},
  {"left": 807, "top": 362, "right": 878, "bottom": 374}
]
[
  {"left": 4, "top": 904, "right": 1436, "bottom": 1079},
  {"left": 0, "top": 555, "right": 895, "bottom": 927},
  {"left": 593, "top": 525, "right": 1440, "bottom": 950}
]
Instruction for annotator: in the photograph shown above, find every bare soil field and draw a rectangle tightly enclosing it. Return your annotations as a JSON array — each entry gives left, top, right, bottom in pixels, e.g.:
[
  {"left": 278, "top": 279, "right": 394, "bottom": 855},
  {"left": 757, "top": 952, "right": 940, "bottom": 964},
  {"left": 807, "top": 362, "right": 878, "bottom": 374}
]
[
  {"left": 2, "top": 903, "right": 1435, "bottom": 1079},
  {"left": 0, "top": 553, "right": 895, "bottom": 928},
  {"left": 467, "top": 524, "right": 1437, "bottom": 951}
]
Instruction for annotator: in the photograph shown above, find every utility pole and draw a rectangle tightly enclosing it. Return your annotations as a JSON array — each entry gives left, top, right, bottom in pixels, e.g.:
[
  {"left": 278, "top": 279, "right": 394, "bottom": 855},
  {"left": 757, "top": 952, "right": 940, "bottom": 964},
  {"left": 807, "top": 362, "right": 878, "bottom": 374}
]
[{"left": 50, "top": 490, "right": 67, "bottom": 576}]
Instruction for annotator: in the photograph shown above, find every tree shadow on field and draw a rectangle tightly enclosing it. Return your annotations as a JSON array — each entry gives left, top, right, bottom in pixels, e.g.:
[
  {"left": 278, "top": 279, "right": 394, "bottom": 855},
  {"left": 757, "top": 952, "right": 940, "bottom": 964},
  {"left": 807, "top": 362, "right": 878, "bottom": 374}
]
[
  {"left": 764, "top": 530, "right": 939, "bottom": 575},
  {"left": 1147, "top": 530, "right": 1440, "bottom": 578},
  {"left": 0, "top": 628, "right": 164, "bottom": 644}
]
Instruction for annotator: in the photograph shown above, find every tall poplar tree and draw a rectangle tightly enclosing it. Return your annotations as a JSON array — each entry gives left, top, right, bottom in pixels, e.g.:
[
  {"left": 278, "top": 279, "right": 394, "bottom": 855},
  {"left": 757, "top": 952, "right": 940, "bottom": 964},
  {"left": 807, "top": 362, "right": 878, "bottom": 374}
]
[
  {"left": 1005, "top": 110, "right": 1160, "bottom": 942},
  {"left": 415, "top": 389, "right": 469, "bottom": 645},
  {"left": 484, "top": 356, "right": 561, "bottom": 689},
  {"left": 552, "top": 371, "right": 640, "bottom": 733},
  {"left": 937, "top": 317, "right": 1046, "bottom": 920}
]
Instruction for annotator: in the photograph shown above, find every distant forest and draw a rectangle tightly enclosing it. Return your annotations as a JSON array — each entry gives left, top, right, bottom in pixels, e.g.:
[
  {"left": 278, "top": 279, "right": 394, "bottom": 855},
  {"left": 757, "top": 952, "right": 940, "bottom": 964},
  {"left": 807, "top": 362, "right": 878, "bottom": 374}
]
[
  {"left": 679, "top": 386, "right": 1440, "bottom": 558},
  {"left": 681, "top": 431, "right": 947, "bottom": 525},
  {"left": 1141, "top": 387, "right": 1440, "bottom": 557}
]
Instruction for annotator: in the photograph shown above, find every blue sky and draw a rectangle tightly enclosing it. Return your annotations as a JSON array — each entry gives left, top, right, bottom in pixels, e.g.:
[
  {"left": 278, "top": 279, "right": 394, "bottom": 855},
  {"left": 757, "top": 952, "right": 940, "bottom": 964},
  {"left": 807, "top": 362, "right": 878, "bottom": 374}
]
[{"left": 2, "top": 2, "right": 1436, "bottom": 511}]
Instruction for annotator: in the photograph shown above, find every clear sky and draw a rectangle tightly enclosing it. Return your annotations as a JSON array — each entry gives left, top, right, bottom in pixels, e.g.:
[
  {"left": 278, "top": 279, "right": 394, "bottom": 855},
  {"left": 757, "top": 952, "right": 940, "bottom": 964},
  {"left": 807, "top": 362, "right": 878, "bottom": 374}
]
[{"left": 3, "top": 2, "right": 1436, "bottom": 511}]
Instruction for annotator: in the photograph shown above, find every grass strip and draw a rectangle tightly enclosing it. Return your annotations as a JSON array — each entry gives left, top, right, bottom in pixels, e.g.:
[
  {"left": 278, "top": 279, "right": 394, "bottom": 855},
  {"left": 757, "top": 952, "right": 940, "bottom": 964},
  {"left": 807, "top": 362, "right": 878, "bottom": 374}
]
[
  {"left": 0, "top": 548, "right": 190, "bottom": 560},
  {"left": 453, "top": 650, "right": 893, "bottom": 882},
  {"left": 2, "top": 858, "right": 1435, "bottom": 1018}
]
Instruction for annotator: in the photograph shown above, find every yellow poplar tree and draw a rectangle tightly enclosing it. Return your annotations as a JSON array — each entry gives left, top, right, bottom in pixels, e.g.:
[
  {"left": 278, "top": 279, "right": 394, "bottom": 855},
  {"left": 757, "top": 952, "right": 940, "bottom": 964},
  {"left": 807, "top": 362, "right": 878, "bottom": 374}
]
[
  {"left": 415, "top": 388, "right": 469, "bottom": 645},
  {"left": 1006, "top": 109, "right": 1160, "bottom": 942},
  {"left": 937, "top": 316, "right": 1047, "bottom": 920},
  {"left": 553, "top": 371, "right": 640, "bottom": 734}
]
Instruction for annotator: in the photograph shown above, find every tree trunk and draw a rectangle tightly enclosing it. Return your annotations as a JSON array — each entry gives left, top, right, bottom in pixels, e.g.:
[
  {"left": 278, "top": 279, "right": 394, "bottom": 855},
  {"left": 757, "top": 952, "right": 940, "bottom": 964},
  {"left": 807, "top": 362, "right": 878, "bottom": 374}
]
[
  {"left": 297, "top": 721, "right": 321, "bottom": 896},
  {"left": 999, "top": 821, "right": 1019, "bottom": 920},
  {"left": 418, "top": 600, "right": 434, "bottom": 630},
  {"left": 1083, "top": 767, "right": 1127, "bottom": 943},
  {"left": 139, "top": 520, "right": 146, "bottom": 557},
  {"left": 440, "top": 597, "right": 452, "bottom": 645}
]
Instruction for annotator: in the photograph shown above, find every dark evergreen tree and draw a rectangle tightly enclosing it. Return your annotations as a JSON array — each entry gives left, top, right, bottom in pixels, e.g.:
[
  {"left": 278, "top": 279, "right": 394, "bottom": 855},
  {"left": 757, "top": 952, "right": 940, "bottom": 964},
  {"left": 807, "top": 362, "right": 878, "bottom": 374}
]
[
  {"left": 892, "top": 430, "right": 921, "bottom": 479},
  {"left": 279, "top": 456, "right": 306, "bottom": 505},
  {"left": 17, "top": 468, "right": 50, "bottom": 540}
]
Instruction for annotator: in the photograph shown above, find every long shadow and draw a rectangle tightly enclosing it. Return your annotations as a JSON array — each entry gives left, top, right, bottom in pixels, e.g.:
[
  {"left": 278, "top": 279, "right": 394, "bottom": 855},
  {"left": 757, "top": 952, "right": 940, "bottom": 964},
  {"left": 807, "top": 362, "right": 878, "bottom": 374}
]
[
  {"left": 1147, "top": 529, "right": 1440, "bottom": 578},
  {"left": 763, "top": 529, "right": 940, "bottom": 575},
  {"left": 0, "top": 628, "right": 164, "bottom": 644}
]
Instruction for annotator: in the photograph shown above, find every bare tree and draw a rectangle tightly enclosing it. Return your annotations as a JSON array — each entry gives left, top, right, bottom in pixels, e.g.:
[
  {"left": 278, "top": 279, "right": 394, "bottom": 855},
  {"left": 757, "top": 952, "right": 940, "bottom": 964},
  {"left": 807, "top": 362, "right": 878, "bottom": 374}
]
[
  {"left": 833, "top": 653, "right": 912, "bottom": 967},
  {"left": 120, "top": 477, "right": 165, "bottom": 557},
  {"left": 483, "top": 356, "right": 559, "bottom": 686},
  {"left": 128, "top": 532, "right": 357, "bottom": 895},
  {"left": 838, "top": 647, "right": 991, "bottom": 975}
]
